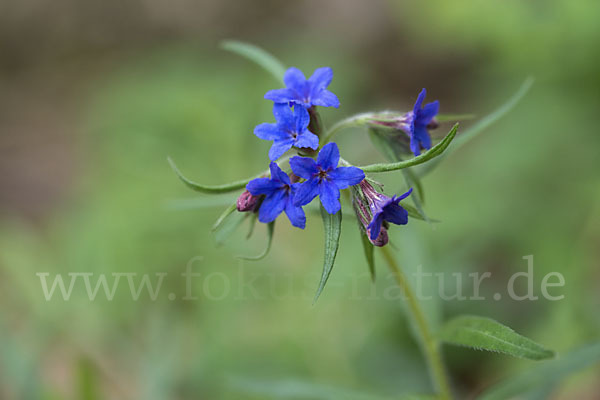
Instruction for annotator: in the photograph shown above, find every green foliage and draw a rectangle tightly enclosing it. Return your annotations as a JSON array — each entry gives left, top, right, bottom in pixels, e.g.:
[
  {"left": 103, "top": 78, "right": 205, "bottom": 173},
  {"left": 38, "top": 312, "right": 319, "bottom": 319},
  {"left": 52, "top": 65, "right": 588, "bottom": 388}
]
[
  {"left": 439, "top": 315, "right": 555, "bottom": 361},
  {"left": 360, "top": 124, "right": 459, "bottom": 173},
  {"left": 477, "top": 342, "right": 600, "bottom": 400},
  {"left": 220, "top": 40, "right": 286, "bottom": 83},
  {"left": 314, "top": 204, "right": 342, "bottom": 303},
  {"left": 359, "top": 231, "right": 376, "bottom": 282},
  {"left": 237, "top": 221, "right": 275, "bottom": 261}
]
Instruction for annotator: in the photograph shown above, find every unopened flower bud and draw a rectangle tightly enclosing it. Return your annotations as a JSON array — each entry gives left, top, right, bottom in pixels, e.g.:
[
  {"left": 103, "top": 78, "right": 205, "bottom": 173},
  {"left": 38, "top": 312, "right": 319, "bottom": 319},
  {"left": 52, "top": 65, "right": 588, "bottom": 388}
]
[
  {"left": 236, "top": 190, "right": 260, "bottom": 212},
  {"left": 367, "top": 225, "right": 389, "bottom": 247}
]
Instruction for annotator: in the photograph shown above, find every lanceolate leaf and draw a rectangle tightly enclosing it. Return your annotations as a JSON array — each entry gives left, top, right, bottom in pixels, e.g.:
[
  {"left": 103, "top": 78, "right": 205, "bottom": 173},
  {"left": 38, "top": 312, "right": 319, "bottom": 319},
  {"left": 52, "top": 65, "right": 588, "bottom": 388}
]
[
  {"left": 211, "top": 203, "right": 237, "bottom": 232},
  {"left": 478, "top": 342, "right": 600, "bottom": 400},
  {"left": 237, "top": 222, "right": 275, "bottom": 261},
  {"left": 314, "top": 205, "right": 342, "bottom": 304},
  {"left": 168, "top": 157, "right": 252, "bottom": 194},
  {"left": 213, "top": 208, "right": 247, "bottom": 246},
  {"left": 439, "top": 315, "right": 555, "bottom": 361},
  {"left": 416, "top": 77, "right": 534, "bottom": 177},
  {"left": 360, "top": 124, "right": 458, "bottom": 173},
  {"left": 220, "top": 40, "right": 286, "bottom": 83},
  {"left": 359, "top": 231, "right": 376, "bottom": 282}
]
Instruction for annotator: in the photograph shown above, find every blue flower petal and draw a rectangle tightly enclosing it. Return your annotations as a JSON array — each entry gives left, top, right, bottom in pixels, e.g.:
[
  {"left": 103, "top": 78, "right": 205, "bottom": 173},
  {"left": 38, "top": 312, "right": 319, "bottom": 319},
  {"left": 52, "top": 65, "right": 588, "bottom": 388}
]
[
  {"left": 273, "top": 103, "right": 295, "bottom": 131},
  {"left": 246, "top": 177, "right": 281, "bottom": 196},
  {"left": 269, "top": 138, "right": 294, "bottom": 161},
  {"left": 328, "top": 166, "right": 365, "bottom": 189},
  {"left": 269, "top": 162, "right": 290, "bottom": 185},
  {"left": 290, "top": 156, "right": 318, "bottom": 179},
  {"left": 418, "top": 100, "right": 439, "bottom": 125},
  {"left": 308, "top": 67, "right": 333, "bottom": 92},
  {"left": 316, "top": 142, "right": 340, "bottom": 171},
  {"left": 414, "top": 125, "right": 431, "bottom": 151},
  {"left": 254, "top": 123, "right": 286, "bottom": 141},
  {"left": 413, "top": 88, "right": 427, "bottom": 114},
  {"left": 382, "top": 203, "right": 408, "bottom": 225},
  {"left": 283, "top": 67, "right": 307, "bottom": 92},
  {"left": 258, "top": 190, "right": 287, "bottom": 223},
  {"left": 311, "top": 89, "right": 340, "bottom": 108},
  {"left": 294, "top": 130, "right": 319, "bottom": 150},
  {"left": 319, "top": 180, "right": 341, "bottom": 214},
  {"left": 367, "top": 214, "right": 383, "bottom": 241},
  {"left": 284, "top": 196, "right": 306, "bottom": 229},
  {"left": 396, "top": 188, "right": 413, "bottom": 202},
  {"left": 264, "top": 88, "right": 295, "bottom": 103},
  {"left": 293, "top": 104, "right": 310, "bottom": 134},
  {"left": 293, "top": 178, "right": 320, "bottom": 206},
  {"left": 410, "top": 131, "right": 422, "bottom": 156}
]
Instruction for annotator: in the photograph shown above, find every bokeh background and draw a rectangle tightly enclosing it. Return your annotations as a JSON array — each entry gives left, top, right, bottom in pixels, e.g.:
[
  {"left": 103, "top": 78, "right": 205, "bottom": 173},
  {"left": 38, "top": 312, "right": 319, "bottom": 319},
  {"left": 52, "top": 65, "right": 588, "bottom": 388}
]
[{"left": 1, "top": 0, "right": 599, "bottom": 399}]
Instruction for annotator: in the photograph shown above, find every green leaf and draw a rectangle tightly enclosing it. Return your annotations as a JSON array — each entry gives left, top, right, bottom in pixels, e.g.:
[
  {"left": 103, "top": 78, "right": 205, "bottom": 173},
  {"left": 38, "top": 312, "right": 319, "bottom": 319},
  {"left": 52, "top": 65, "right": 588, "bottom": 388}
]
[
  {"left": 211, "top": 203, "right": 237, "bottom": 232},
  {"left": 438, "top": 315, "right": 555, "bottom": 361},
  {"left": 359, "top": 231, "right": 376, "bottom": 282},
  {"left": 314, "top": 205, "right": 342, "bottom": 304},
  {"left": 477, "top": 342, "right": 600, "bottom": 400},
  {"left": 360, "top": 123, "right": 459, "bottom": 173},
  {"left": 237, "top": 221, "right": 275, "bottom": 261},
  {"left": 168, "top": 157, "right": 251, "bottom": 194},
  {"left": 416, "top": 77, "right": 534, "bottom": 177},
  {"left": 220, "top": 40, "right": 286, "bottom": 83},
  {"left": 213, "top": 207, "right": 247, "bottom": 246}
]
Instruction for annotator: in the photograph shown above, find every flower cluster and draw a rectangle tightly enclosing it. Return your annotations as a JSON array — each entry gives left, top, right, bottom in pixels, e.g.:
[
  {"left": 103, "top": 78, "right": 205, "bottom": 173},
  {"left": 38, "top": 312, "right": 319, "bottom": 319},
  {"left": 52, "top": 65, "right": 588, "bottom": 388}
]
[{"left": 238, "top": 66, "right": 417, "bottom": 245}]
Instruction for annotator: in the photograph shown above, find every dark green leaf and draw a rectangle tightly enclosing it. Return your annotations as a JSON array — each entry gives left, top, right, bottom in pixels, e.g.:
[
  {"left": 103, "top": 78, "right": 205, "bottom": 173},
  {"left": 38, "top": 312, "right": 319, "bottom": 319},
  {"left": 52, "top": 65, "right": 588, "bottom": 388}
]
[
  {"left": 237, "top": 221, "right": 275, "bottom": 261},
  {"left": 220, "top": 40, "right": 286, "bottom": 83},
  {"left": 359, "top": 231, "right": 375, "bottom": 282},
  {"left": 477, "top": 342, "right": 600, "bottom": 400},
  {"left": 314, "top": 205, "right": 342, "bottom": 304},
  {"left": 439, "top": 315, "right": 555, "bottom": 361},
  {"left": 360, "top": 124, "right": 458, "bottom": 173}
]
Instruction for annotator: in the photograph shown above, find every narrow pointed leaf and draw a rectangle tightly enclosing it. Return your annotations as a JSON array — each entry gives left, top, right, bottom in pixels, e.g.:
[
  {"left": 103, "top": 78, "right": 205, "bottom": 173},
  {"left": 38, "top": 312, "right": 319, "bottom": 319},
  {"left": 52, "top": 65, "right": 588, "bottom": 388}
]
[
  {"left": 435, "top": 113, "right": 476, "bottom": 122},
  {"left": 220, "top": 40, "right": 286, "bottom": 83},
  {"left": 211, "top": 203, "right": 237, "bottom": 232},
  {"left": 478, "top": 342, "right": 600, "bottom": 400},
  {"left": 359, "top": 231, "right": 376, "bottom": 282},
  {"left": 416, "top": 77, "right": 533, "bottom": 177},
  {"left": 237, "top": 221, "right": 275, "bottom": 261},
  {"left": 246, "top": 213, "right": 259, "bottom": 239},
  {"left": 314, "top": 205, "right": 342, "bottom": 304},
  {"left": 168, "top": 157, "right": 251, "bottom": 194},
  {"left": 439, "top": 315, "right": 555, "bottom": 360},
  {"left": 360, "top": 124, "right": 458, "bottom": 173},
  {"left": 213, "top": 208, "right": 247, "bottom": 246}
]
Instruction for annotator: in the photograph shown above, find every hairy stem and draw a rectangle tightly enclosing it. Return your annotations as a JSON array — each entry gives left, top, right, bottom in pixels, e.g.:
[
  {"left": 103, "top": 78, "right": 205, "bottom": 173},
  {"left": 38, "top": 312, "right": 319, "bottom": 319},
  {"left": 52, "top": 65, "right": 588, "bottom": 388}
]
[{"left": 381, "top": 246, "right": 453, "bottom": 400}]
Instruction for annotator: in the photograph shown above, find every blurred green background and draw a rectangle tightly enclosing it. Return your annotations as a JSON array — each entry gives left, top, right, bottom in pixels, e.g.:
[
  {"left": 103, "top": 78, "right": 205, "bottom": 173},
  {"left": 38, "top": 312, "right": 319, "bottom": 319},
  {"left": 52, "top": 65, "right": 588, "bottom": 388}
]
[{"left": 1, "top": 0, "right": 599, "bottom": 399}]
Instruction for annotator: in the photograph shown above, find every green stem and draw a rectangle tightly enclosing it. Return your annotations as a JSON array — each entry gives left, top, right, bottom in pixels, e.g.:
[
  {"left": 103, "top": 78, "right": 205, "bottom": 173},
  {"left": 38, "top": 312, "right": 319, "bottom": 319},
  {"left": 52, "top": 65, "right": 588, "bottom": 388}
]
[
  {"left": 381, "top": 246, "right": 453, "bottom": 400},
  {"left": 322, "top": 113, "right": 375, "bottom": 144}
]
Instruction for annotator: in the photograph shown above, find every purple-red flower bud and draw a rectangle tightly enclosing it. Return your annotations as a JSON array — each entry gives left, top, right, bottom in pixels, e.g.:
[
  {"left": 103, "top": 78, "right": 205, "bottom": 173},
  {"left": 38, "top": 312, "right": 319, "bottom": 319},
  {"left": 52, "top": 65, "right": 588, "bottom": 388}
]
[{"left": 236, "top": 190, "right": 260, "bottom": 212}]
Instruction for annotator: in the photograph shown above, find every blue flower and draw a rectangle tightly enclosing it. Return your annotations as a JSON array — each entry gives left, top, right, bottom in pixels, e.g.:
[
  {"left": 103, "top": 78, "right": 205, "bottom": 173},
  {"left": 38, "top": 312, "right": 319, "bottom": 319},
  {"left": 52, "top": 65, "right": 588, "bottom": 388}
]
[
  {"left": 254, "top": 103, "right": 319, "bottom": 161},
  {"left": 246, "top": 162, "right": 306, "bottom": 229},
  {"left": 264, "top": 67, "right": 340, "bottom": 109},
  {"left": 404, "top": 89, "right": 440, "bottom": 156},
  {"left": 361, "top": 181, "right": 412, "bottom": 241},
  {"left": 291, "top": 142, "right": 365, "bottom": 215}
]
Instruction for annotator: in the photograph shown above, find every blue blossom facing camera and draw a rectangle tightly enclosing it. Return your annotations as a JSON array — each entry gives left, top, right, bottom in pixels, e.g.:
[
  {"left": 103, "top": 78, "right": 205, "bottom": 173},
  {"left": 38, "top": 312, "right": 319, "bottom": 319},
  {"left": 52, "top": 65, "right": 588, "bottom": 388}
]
[
  {"left": 291, "top": 142, "right": 365, "bottom": 214},
  {"left": 246, "top": 162, "right": 306, "bottom": 228},
  {"left": 359, "top": 180, "right": 412, "bottom": 241},
  {"left": 405, "top": 88, "right": 440, "bottom": 156},
  {"left": 254, "top": 103, "right": 319, "bottom": 161},
  {"left": 264, "top": 67, "right": 340, "bottom": 109}
]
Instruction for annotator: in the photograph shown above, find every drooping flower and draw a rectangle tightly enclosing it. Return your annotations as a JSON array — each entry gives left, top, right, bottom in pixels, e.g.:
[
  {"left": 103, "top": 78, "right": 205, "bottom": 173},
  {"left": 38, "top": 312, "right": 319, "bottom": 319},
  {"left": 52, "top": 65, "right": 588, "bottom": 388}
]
[
  {"left": 264, "top": 67, "right": 340, "bottom": 109},
  {"left": 291, "top": 142, "right": 365, "bottom": 215},
  {"left": 352, "top": 189, "right": 389, "bottom": 247},
  {"left": 246, "top": 162, "right": 306, "bottom": 228},
  {"left": 404, "top": 88, "right": 440, "bottom": 156},
  {"left": 359, "top": 180, "right": 412, "bottom": 241},
  {"left": 254, "top": 103, "right": 319, "bottom": 161}
]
